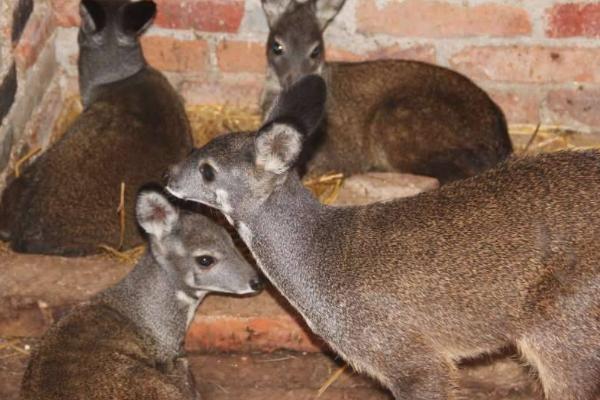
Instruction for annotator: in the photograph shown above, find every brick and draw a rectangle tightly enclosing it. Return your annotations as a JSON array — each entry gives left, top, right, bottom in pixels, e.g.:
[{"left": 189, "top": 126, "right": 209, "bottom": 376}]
[
  {"left": 14, "top": 9, "right": 56, "bottom": 69},
  {"left": 50, "top": 0, "right": 79, "bottom": 27},
  {"left": 179, "top": 75, "right": 263, "bottom": 108},
  {"left": 357, "top": 0, "right": 531, "bottom": 38},
  {"left": 450, "top": 46, "right": 600, "bottom": 83},
  {"left": 327, "top": 45, "right": 436, "bottom": 64},
  {"left": 546, "top": 87, "right": 600, "bottom": 129},
  {"left": 486, "top": 88, "right": 542, "bottom": 124},
  {"left": 185, "top": 316, "right": 325, "bottom": 353},
  {"left": 326, "top": 47, "right": 365, "bottom": 62},
  {"left": 154, "top": 0, "right": 244, "bottom": 33},
  {"left": 547, "top": 3, "right": 600, "bottom": 38},
  {"left": 217, "top": 40, "right": 266, "bottom": 73},
  {"left": 333, "top": 173, "right": 439, "bottom": 206},
  {"left": 367, "top": 44, "right": 437, "bottom": 64},
  {"left": 141, "top": 36, "right": 209, "bottom": 73},
  {"left": 11, "top": 0, "right": 34, "bottom": 44}
]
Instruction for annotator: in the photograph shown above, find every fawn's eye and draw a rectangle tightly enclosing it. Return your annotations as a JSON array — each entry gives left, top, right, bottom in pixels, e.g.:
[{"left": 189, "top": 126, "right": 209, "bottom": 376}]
[
  {"left": 195, "top": 255, "right": 215, "bottom": 268},
  {"left": 272, "top": 40, "right": 284, "bottom": 56},
  {"left": 199, "top": 163, "right": 215, "bottom": 182},
  {"left": 310, "top": 45, "right": 321, "bottom": 59}
]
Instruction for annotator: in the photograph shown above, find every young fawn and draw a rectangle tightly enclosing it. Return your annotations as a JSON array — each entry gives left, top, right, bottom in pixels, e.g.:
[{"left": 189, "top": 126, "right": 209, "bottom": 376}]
[
  {"left": 20, "top": 189, "right": 263, "bottom": 400},
  {"left": 260, "top": 0, "right": 512, "bottom": 182},
  {"left": 0, "top": 0, "right": 192, "bottom": 255},
  {"left": 168, "top": 75, "right": 600, "bottom": 400}
]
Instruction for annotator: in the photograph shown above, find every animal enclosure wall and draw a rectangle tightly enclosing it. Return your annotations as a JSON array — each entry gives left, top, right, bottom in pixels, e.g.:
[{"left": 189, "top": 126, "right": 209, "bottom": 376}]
[{"left": 2, "top": 0, "right": 600, "bottom": 188}]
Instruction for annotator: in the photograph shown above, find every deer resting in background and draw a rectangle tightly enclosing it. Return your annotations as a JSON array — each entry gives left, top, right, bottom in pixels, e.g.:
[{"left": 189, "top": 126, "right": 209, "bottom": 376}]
[
  {"left": 261, "top": 0, "right": 512, "bottom": 183},
  {"left": 0, "top": 0, "right": 193, "bottom": 255},
  {"left": 167, "top": 75, "right": 600, "bottom": 400},
  {"left": 20, "top": 188, "right": 263, "bottom": 400}
]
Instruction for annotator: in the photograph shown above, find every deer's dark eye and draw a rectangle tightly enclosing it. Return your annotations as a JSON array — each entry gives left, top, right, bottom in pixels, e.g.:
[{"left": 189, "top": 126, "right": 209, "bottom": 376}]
[
  {"left": 199, "top": 163, "right": 215, "bottom": 182},
  {"left": 272, "top": 40, "right": 284, "bottom": 56},
  {"left": 195, "top": 255, "right": 215, "bottom": 268},
  {"left": 310, "top": 45, "right": 321, "bottom": 59}
]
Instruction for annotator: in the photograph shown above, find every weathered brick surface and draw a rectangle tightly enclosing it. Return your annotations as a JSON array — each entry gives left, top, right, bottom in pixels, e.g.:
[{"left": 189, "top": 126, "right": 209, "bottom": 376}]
[
  {"left": 217, "top": 40, "right": 266, "bottom": 73},
  {"left": 327, "top": 44, "right": 437, "bottom": 64},
  {"left": 356, "top": 0, "right": 531, "bottom": 38},
  {"left": 50, "top": 0, "right": 79, "bottom": 27},
  {"left": 14, "top": 7, "right": 56, "bottom": 69},
  {"left": 487, "top": 88, "right": 542, "bottom": 124},
  {"left": 546, "top": 87, "right": 600, "bottom": 129},
  {"left": 154, "top": 0, "right": 245, "bottom": 32},
  {"left": 450, "top": 46, "right": 600, "bottom": 83},
  {"left": 547, "top": 3, "right": 600, "bottom": 38},
  {"left": 142, "top": 36, "right": 209, "bottom": 73}
]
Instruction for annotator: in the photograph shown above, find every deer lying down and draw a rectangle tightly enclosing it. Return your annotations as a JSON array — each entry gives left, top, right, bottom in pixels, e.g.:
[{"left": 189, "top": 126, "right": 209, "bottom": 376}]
[
  {"left": 20, "top": 189, "right": 262, "bottom": 400},
  {"left": 167, "top": 75, "right": 600, "bottom": 400},
  {"left": 260, "top": 0, "right": 512, "bottom": 183},
  {"left": 0, "top": 0, "right": 193, "bottom": 256}
]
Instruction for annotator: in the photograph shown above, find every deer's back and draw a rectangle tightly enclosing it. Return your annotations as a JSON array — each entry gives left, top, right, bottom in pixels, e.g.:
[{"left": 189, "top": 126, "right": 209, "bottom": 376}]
[
  {"left": 313, "top": 151, "right": 600, "bottom": 351},
  {"left": 305, "top": 60, "right": 511, "bottom": 182},
  {"left": 1, "top": 68, "right": 192, "bottom": 255},
  {"left": 20, "top": 303, "right": 195, "bottom": 400}
]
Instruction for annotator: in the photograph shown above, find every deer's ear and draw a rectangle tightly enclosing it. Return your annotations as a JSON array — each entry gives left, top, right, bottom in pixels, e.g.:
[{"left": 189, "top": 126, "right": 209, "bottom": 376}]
[
  {"left": 136, "top": 190, "right": 179, "bottom": 239},
  {"left": 118, "top": 0, "right": 156, "bottom": 38},
  {"left": 264, "top": 74, "right": 327, "bottom": 137},
  {"left": 255, "top": 122, "right": 303, "bottom": 174},
  {"left": 261, "top": 0, "right": 294, "bottom": 28},
  {"left": 315, "top": 0, "right": 345, "bottom": 31},
  {"left": 80, "top": 0, "right": 106, "bottom": 35}
]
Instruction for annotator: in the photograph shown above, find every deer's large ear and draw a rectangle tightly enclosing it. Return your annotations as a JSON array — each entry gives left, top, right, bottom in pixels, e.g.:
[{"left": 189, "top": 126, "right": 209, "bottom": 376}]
[
  {"left": 80, "top": 0, "right": 106, "bottom": 35},
  {"left": 136, "top": 189, "right": 179, "bottom": 239},
  {"left": 257, "top": 74, "right": 327, "bottom": 174},
  {"left": 118, "top": 0, "right": 156, "bottom": 38},
  {"left": 261, "top": 0, "right": 294, "bottom": 28},
  {"left": 255, "top": 122, "right": 303, "bottom": 174},
  {"left": 315, "top": 0, "right": 345, "bottom": 31}
]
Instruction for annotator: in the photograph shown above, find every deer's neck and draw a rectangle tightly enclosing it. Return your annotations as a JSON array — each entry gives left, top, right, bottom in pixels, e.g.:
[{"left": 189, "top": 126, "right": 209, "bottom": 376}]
[
  {"left": 239, "top": 175, "right": 342, "bottom": 332},
  {"left": 99, "top": 253, "right": 205, "bottom": 362}
]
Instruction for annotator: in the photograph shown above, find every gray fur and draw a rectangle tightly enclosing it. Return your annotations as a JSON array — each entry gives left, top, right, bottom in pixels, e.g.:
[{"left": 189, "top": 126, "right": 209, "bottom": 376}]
[
  {"left": 260, "top": 0, "right": 512, "bottom": 183},
  {"left": 20, "top": 190, "right": 262, "bottom": 400},
  {"left": 167, "top": 76, "right": 600, "bottom": 400}
]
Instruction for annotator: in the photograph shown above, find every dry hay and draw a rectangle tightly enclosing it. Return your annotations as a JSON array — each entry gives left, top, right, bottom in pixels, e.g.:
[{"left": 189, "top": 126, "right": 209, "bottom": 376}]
[
  {"left": 98, "top": 244, "right": 145, "bottom": 265},
  {"left": 510, "top": 124, "right": 600, "bottom": 155},
  {"left": 187, "top": 104, "right": 262, "bottom": 147},
  {"left": 0, "top": 240, "right": 10, "bottom": 255}
]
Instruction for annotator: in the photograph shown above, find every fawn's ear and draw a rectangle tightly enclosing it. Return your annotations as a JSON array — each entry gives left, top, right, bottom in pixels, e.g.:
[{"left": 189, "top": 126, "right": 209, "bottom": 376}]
[
  {"left": 314, "top": 0, "right": 345, "bottom": 31},
  {"left": 256, "top": 74, "right": 327, "bottom": 174},
  {"left": 118, "top": 0, "right": 156, "bottom": 38},
  {"left": 80, "top": 0, "right": 106, "bottom": 35},
  {"left": 136, "top": 189, "right": 179, "bottom": 239},
  {"left": 261, "top": 0, "right": 294, "bottom": 28}
]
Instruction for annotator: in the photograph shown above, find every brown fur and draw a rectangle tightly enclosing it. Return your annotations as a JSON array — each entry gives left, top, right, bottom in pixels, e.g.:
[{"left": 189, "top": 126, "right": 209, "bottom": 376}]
[
  {"left": 261, "top": 0, "right": 512, "bottom": 182},
  {"left": 0, "top": 67, "right": 192, "bottom": 255},
  {"left": 20, "top": 303, "right": 198, "bottom": 400},
  {"left": 306, "top": 61, "right": 512, "bottom": 182}
]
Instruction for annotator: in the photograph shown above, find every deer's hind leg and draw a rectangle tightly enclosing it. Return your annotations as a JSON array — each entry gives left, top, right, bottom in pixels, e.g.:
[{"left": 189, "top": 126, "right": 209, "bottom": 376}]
[{"left": 517, "top": 290, "right": 600, "bottom": 400}]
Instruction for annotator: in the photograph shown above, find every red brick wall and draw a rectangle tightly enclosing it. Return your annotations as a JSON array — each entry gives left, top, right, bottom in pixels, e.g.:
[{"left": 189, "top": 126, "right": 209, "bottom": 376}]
[
  {"left": 52, "top": 0, "right": 600, "bottom": 129},
  {"left": 3, "top": 0, "right": 600, "bottom": 183}
]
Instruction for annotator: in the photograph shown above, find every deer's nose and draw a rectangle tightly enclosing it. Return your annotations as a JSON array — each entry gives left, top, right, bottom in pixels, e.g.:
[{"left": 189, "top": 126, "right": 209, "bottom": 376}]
[{"left": 249, "top": 277, "right": 264, "bottom": 292}]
